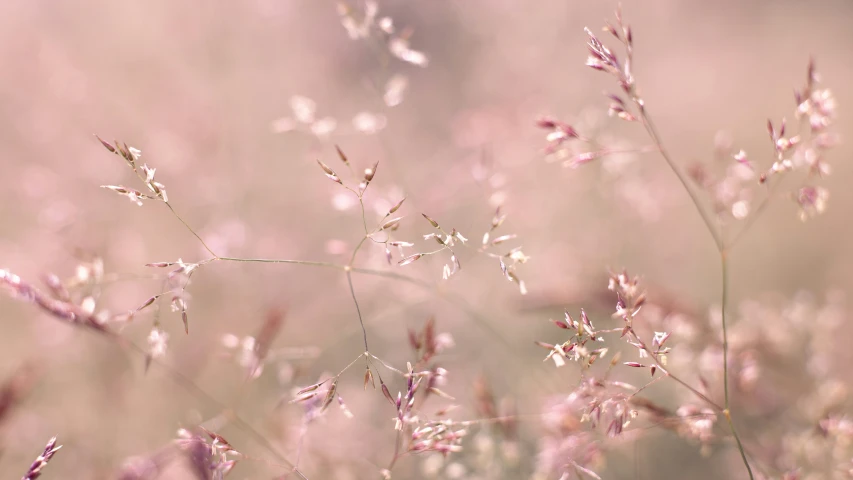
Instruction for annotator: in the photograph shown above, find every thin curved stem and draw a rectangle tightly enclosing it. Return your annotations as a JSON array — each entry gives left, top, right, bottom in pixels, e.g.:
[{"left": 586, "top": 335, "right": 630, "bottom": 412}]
[
  {"left": 725, "top": 409, "right": 754, "bottom": 479},
  {"left": 638, "top": 108, "right": 723, "bottom": 251},
  {"left": 636, "top": 104, "right": 753, "bottom": 479},
  {"left": 720, "top": 249, "right": 753, "bottom": 478},
  {"left": 654, "top": 364, "right": 722, "bottom": 412},
  {"left": 358, "top": 197, "right": 370, "bottom": 235},
  {"left": 164, "top": 202, "right": 219, "bottom": 258},
  {"left": 218, "top": 256, "right": 347, "bottom": 270},
  {"left": 346, "top": 269, "right": 369, "bottom": 352},
  {"left": 721, "top": 251, "right": 731, "bottom": 408}
]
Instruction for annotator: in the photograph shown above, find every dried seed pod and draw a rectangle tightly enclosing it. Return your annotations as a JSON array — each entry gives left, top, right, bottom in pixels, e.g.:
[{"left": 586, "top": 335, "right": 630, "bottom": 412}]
[
  {"left": 320, "top": 380, "right": 338, "bottom": 413},
  {"left": 181, "top": 310, "right": 189, "bottom": 334},
  {"left": 145, "top": 262, "right": 175, "bottom": 268},
  {"left": 136, "top": 296, "right": 158, "bottom": 311},
  {"left": 296, "top": 382, "right": 325, "bottom": 396},
  {"left": 335, "top": 145, "right": 350, "bottom": 166},
  {"left": 580, "top": 309, "right": 592, "bottom": 327},
  {"left": 317, "top": 159, "right": 342, "bottom": 184},
  {"left": 380, "top": 380, "right": 395, "bottom": 406},
  {"left": 364, "top": 161, "right": 379, "bottom": 182},
  {"left": 398, "top": 253, "right": 422, "bottom": 266},
  {"left": 388, "top": 197, "right": 406, "bottom": 215},
  {"left": 491, "top": 208, "right": 506, "bottom": 230},
  {"left": 364, "top": 367, "right": 375, "bottom": 390},
  {"left": 421, "top": 213, "right": 439, "bottom": 229},
  {"left": 490, "top": 234, "right": 516, "bottom": 245},
  {"left": 380, "top": 217, "right": 404, "bottom": 231},
  {"left": 95, "top": 135, "right": 116, "bottom": 153},
  {"left": 388, "top": 241, "right": 414, "bottom": 248},
  {"left": 550, "top": 318, "right": 570, "bottom": 329}
]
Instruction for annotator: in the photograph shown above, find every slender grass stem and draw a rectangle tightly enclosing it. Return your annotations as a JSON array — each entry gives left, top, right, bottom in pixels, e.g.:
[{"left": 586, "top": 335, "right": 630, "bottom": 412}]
[
  {"left": 637, "top": 105, "right": 754, "bottom": 479},
  {"left": 638, "top": 109, "right": 724, "bottom": 251},
  {"left": 164, "top": 202, "right": 219, "bottom": 258},
  {"left": 218, "top": 256, "right": 346, "bottom": 270},
  {"left": 721, "top": 252, "right": 731, "bottom": 408},
  {"left": 725, "top": 409, "right": 755, "bottom": 479},
  {"left": 346, "top": 269, "right": 369, "bottom": 352}
]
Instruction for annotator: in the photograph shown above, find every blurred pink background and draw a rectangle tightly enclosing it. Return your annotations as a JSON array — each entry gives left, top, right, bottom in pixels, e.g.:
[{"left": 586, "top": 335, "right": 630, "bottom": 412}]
[{"left": 1, "top": 0, "right": 852, "bottom": 478}]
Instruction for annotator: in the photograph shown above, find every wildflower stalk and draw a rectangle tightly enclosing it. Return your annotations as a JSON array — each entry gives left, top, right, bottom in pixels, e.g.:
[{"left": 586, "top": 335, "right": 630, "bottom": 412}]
[
  {"left": 575, "top": 24, "right": 763, "bottom": 470},
  {"left": 94, "top": 139, "right": 555, "bottom": 476},
  {"left": 587, "top": 17, "right": 754, "bottom": 470},
  {"left": 638, "top": 102, "right": 754, "bottom": 480}
]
